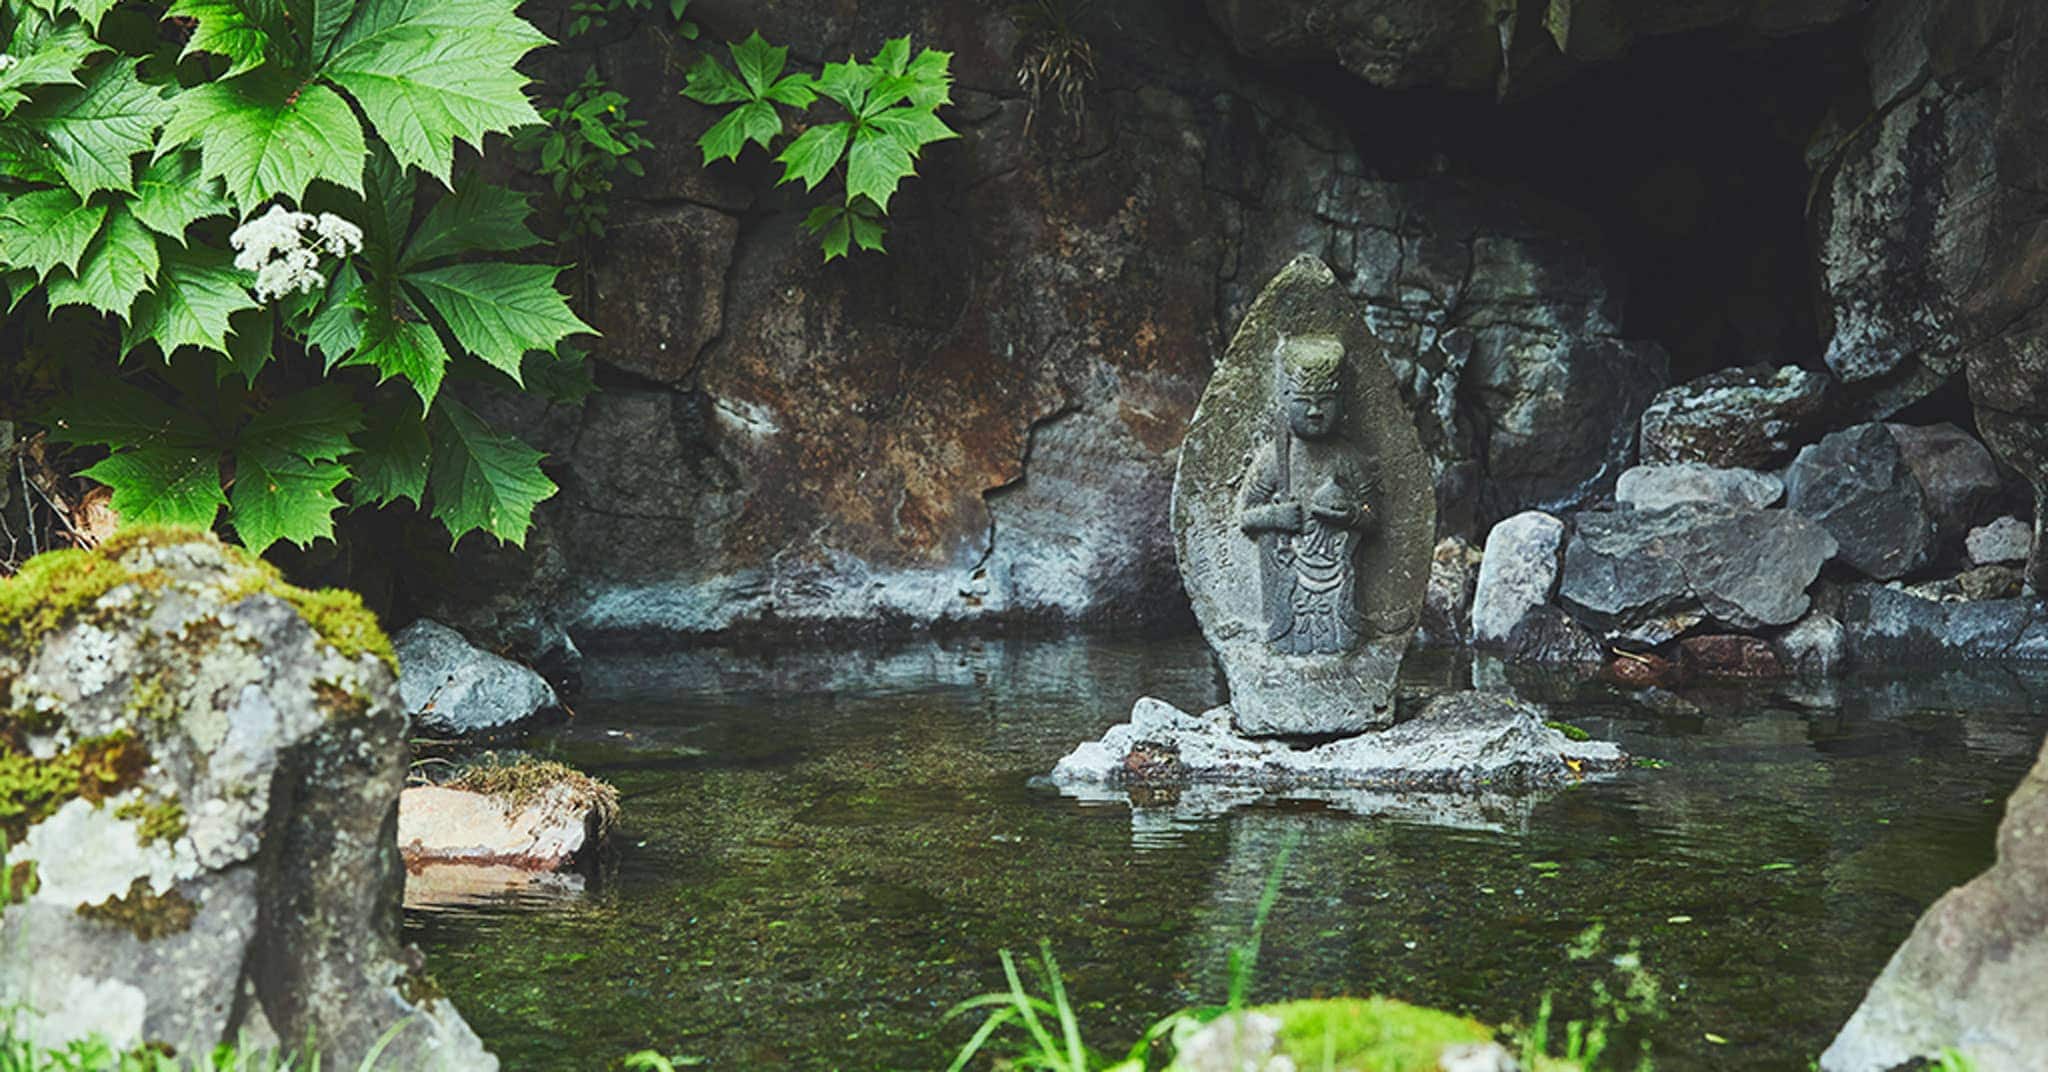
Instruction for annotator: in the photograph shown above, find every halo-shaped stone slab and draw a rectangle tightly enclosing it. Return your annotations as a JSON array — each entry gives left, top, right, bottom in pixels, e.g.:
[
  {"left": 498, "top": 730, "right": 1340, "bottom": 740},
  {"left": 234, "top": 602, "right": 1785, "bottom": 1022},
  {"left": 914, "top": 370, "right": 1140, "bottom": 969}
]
[{"left": 1173, "top": 254, "right": 1434, "bottom": 735}]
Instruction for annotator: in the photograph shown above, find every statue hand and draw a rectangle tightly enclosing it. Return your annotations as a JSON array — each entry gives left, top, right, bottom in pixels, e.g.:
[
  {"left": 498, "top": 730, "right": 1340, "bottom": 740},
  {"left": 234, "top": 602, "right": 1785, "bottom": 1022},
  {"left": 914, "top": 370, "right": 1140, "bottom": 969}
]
[{"left": 1274, "top": 500, "right": 1305, "bottom": 532}]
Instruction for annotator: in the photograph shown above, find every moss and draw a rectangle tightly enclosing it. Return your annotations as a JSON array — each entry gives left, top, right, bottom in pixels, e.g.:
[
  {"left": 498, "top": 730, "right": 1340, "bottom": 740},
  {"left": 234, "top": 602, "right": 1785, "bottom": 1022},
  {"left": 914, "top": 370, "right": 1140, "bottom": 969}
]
[
  {"left": 75, "top": 877, "right": 197, "bottom": 941},
  {"left": 278, "top": 586, "right": 397, "bottom": 674},
  {"left": 0, "top": 549, "right": 142, "bottom": 652},
  {"left": 0, "top": 732, "right": 148, "bottom": 842},
  {"left": 114, "top": 795, "right": 186, "bottom": 845},
  {"left": 1248, "top": 998, "right": 1581, "bottom": 1072},
  {"left": 448, "top": 754, "right": 621, "bottom": 835},
  {"left": 397, "top": 968, "right": 446, "bottom": 1009},
  {"left": 1545, "top": 720, "right": 1592, "bottom": 742}
]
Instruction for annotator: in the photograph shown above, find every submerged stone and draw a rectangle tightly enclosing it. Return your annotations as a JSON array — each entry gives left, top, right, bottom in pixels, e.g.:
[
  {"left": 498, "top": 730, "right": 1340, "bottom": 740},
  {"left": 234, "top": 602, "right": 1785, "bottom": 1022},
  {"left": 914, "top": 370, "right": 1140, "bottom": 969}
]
[{"left": 1174, "top": 254, "right": 1435, "bottom": 735}]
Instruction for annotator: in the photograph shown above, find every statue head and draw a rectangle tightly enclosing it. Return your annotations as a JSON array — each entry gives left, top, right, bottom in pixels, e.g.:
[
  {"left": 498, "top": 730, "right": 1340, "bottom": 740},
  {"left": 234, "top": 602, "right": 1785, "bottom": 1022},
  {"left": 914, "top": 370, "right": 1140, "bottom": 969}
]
[{"left": 1280, "top": 335, "right": 1344, "bottom": 440}]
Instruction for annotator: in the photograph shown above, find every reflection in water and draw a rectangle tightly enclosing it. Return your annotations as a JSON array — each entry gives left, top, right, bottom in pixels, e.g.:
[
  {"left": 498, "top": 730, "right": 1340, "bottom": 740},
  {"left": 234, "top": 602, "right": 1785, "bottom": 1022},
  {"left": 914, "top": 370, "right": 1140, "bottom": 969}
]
[{"left": 404, "top": 635, "right": 2044, "bottom": 1071}]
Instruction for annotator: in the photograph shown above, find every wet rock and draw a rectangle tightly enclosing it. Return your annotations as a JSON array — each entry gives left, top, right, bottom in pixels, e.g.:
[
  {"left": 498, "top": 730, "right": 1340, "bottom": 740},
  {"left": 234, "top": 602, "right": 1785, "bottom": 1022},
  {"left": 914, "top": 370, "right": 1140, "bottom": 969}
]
[
  {"left": 1958, "top": 565, "right": 2025, "bottom": 602},
  {"left": 1421, "top": 536, "right": 1482, "bottom": 647},
  {"left": 1967, "top": 516, "right": 2032, "bottom": 566},
  {"left": 1050, "top": 693, "right": 1625, "bottom": 794},
  {"left": 1608, "top": 651, "right": 1685, "bottom": 688},
  {"left": 1615, "top": 463, "right": 1783, "bottom": 512},
  {"left": 1503, "top": 606, "right": 1608, "bottom": 666},
  {"left": 1838, "top": 584, "right": 2048, "bottom": 665},
  {"left": 1637, "top": 366, "right": 1830, "bottom": 469},
  {"left": 395, "top": 619, "right": 559, "bottom": 740},
  {"left": 1558, "top": 503, "right": 1836, "bottom": 647},
  {"left": 1821, "top": 730, "right": 2048, "bottom": 1071},
  {"left": 1778, "top": 611, "right": 1847, "bottom": 675},
  {"left": 1678, "top": 634, "right": 1785, "bottom": 678},
  {"left": 1471, "top": 511, "right": 1565, "bottom": 648},
  {"left": 1785, "top": 423, "right": 1938, "bottom": 580},
  {"left": 398, "top": 758, "right": 617, "bottom": 871},
  {"left": 0, "top": 530, "right": 492, "bottom": 1068},
  {"left": 1887, "top": 423, "right": 2003, "bottom": 552}
]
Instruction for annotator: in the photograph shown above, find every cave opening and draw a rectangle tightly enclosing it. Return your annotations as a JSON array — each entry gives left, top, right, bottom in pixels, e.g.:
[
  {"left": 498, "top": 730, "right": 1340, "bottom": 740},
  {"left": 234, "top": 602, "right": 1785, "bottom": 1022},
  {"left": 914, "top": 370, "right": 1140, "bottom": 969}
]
[{"left": 1285, "top": 20, "right": 1870, "bottom": 389}]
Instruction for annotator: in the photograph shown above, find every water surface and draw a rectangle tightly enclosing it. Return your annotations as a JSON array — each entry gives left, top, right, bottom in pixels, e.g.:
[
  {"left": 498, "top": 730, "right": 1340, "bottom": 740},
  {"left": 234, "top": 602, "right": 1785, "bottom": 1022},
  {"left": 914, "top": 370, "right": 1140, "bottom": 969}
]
[{"left": 404, "top": 636, "right": 2045, "bottom": 1070}]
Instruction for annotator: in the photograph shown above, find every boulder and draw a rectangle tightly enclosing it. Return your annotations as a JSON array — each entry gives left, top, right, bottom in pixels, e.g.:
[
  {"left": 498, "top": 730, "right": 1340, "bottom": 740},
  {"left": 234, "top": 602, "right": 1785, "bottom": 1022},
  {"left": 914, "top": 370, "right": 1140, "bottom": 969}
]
[
  {"left": 1558, "top": 503, "right": 1837, "bottom": 647},
  {"left": 1838, "top": 584, "right": 2048, "bottom": 665},
  {"left": 1636, "top": 365, "right": 1830, "bottom": 469},
  {"left": 1503, "top": 606, "right": 1609, "bottom": 666},
  {"left": 1777, "top": 611, "right": 1847, "bottom": 675},
  {"left": 395, "top": 619, "right": 560, "bottom": 740},
  {"left": 1785, "top": 423, "right": 1938, "bottom": 580},
  {"left": 1821, "top": 730, "right": 2048, "bottom": 1071},
  {"left": 1967, "top": 516, "right": 2032, "bottom": 566},
  {"left": 1678, "top": 634, "right": 1784, "bottom": 678},
  {"left": 0, "top": 529, "right": 492, "bottom": 1068},
  {"left": 398, "top": 758, "right": 617, "bottom": 871},
  {"left": 1615, "top": 463, "right": 1783, "bottom": 512},
  {"left": 1420, "top": 536, "right": 1482, "bottom": 646},
  {"left": 1470, "top": 511, "right": 1565, "bottom": 647},
  {"left": 1887, "top": 423, "right": 2004, "bottom": 552}
]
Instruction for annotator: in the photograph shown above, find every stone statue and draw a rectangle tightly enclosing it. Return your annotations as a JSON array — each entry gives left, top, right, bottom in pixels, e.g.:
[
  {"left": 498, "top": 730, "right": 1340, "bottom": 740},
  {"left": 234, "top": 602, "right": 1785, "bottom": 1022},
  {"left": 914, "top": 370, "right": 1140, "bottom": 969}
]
[
  {"left": 1172, "top": 255, "right": 1434, "bottom": 736},
  {"left": 1237, "top": 336, "right": 1379, "bottom": 656}
]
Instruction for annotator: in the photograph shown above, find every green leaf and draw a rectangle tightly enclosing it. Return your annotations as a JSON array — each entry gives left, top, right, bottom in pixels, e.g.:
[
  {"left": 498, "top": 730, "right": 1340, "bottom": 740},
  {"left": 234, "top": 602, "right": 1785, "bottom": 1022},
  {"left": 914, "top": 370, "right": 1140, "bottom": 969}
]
[
  {"left": 222, "top": 307, "right": 275, "bottom": 384},
  {"left": 902, "top": 48, "right": 954, "bottom": 109},
  {"left": 60, "top": 0, "right": 121, "bottom": 31},
  {"left": 349, "top": 403, "right": 429, "bottom": 506},
  {"left": 871, "top": 37, "right": 911, "bottom": 78},
  {"left": 811, "top": 60, "right": 874, "bottom": 115},
  {"left": 45, "top": 203, "right": 159, "bottom": 319},
  {"left": 230, "top": 451, "right": 350, "bottom": 552},
  {"left": 0, "top": 187, "right": 108, "bottom": 279},
  {"left": 426, "top": 396, "right": 555, "bottom": 545},
  {"left": 82, "top": 446, "right": 226, "bottom": 530},
  {"left": 869, "top": 106, "right": 957, "bottom": 158},
  {"left": 774, "top": 121, "right": 849, "bottom": 190},
  {"left": 132, "top": 153, "right": 233, "bottom": 241},
  {"left": 401, "top": 175, "right": 538, "bottom": 268},
  {"left": 0, "top": 19, "right": 104, "bottom": 117},
  {"left": 306, "top": 261, "right": 364, "bottom": 365},
  {"left": 167, "top": 0, "right": 273, "bottom": 77},
  {"left": 344, "top": 312, "right": 448, "bottom": 408},
  {"left": 848, "top": 210, "right": 885, "bottom": 253},
  {"left": 681, "top": 53, "right": 748, "bottom": 106},
  {"left": 321, "top": 0, "right": 550, "bottom": 184},
  {"left": 292, "top": 0, "right": 362, "bottom": 67},
  {"left": 162, "top": 70, "right": 367, "bottom": 210},
  {"left": 406, "top": 262, "right": 591, "bottom": 381},
  {"left": 803, "top": 203, "right": 851, "bottom": 262},
  {"left": 239, "top": 382, "right": 364, "bottom": 463},
  {"left": 522, "top": 345, "right": 596, "bottom": 404},
  {"left": 121, "top": 249, "right": 260, "bottom": 359},
  {"left": 844, "top": 123, "right": 914, "bottom": 211},
  {"left": 729, "top": 31, "right": 800, "bottom": 99},
  {"left": 698, "top": 99, "right": 780, "bottom": 163},
  {"left": 45, "top": 378, "right": 209, "bottom": 450},
  {"left": 18, "top": 60, "right": 169, "bottom": 198}
]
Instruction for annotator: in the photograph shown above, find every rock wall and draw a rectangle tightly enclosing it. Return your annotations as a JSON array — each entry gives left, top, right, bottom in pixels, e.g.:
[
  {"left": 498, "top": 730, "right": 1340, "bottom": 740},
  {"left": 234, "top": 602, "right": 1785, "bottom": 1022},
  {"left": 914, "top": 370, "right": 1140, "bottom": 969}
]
[
  {"left": 397, "top": 0, "right": 2044, "bottom": 656},
  {"left": 429, "top": 0, "right": 1687, "bottom": 651}
]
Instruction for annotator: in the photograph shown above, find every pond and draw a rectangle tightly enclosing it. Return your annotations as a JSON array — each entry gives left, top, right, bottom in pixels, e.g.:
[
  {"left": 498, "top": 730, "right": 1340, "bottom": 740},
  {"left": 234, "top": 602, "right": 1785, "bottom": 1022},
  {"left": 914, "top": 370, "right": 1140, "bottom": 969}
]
[{"left": 402, "top": 635, "right": 2045, "bottom": 1071}]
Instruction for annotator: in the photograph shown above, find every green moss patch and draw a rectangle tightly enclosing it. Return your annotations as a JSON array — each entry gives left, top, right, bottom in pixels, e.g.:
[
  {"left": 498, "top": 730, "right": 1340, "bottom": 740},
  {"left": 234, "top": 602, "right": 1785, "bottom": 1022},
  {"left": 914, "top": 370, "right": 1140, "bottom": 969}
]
[
  {"left": 76, "top": 877, "right": 197, "bottom": 941},
  {"left": 1240, "top": 998, "right": 1581, "bottom": 1072},
  {"left": 114, "top": 795, "right": 186, "bottom": 846},
  {"left": 0, "top": 732, "right": 148, "bottom": 842},
  {"left": 280, "top": 586, "right": 396, "bottom": 673},
  {"left": 448, "top": 754, "right": 621, "bottom": 834},
  {"left": 0, "top": 549, "right": 146, "bottom": 651}
]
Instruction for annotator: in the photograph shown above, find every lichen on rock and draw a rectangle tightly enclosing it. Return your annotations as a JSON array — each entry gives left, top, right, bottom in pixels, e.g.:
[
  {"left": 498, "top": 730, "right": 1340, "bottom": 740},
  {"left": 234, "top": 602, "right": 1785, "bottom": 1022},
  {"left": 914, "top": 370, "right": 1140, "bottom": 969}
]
[{"left": 0, "top": 527, "right": 495, "bottom": 1069}]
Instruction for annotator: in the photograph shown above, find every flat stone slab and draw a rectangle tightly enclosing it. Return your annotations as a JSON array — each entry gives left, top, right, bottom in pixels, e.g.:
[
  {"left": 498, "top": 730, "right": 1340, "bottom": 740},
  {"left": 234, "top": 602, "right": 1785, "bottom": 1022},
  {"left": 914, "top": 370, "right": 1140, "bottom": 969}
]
[{"left": 1048, "top": 691, "right": 1626, "bottom": 801}]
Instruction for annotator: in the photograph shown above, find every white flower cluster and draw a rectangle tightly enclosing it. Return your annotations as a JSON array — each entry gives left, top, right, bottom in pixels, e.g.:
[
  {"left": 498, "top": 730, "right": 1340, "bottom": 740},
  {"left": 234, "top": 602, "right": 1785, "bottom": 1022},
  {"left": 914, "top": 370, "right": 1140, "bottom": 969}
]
[{"left": 229, "top": 204, "right": 365, "bottom": 302}]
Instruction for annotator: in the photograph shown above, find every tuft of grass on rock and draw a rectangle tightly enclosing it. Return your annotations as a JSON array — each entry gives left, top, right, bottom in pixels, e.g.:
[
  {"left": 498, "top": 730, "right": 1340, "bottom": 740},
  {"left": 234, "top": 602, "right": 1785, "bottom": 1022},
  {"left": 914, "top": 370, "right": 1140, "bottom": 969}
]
[{"left": 446, "top": 754, "right": 621, "bottom": 835}]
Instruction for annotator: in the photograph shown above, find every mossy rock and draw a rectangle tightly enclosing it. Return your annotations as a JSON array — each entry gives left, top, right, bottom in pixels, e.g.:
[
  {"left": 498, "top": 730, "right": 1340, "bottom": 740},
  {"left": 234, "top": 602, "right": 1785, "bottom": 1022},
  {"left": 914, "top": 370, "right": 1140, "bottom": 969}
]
[{"left": 1168, "top": 998, "right": 1583, "bottom": 1072}]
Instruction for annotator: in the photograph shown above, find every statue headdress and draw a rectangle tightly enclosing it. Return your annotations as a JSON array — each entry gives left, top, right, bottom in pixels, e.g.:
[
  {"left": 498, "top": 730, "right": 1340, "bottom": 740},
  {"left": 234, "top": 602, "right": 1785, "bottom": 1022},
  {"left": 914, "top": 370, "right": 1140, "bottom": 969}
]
[{"left": 1280, "top": 335, "right": 1343, "bottom": 395}]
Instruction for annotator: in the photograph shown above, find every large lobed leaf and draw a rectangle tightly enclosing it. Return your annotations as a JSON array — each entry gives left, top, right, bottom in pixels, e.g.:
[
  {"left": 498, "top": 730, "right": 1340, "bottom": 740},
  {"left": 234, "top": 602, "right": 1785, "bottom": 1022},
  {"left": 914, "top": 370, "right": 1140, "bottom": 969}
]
[
  {"left": 17, "top": 60, "right": 169, "bottom": 199},
  {"left": 426, "top": 396, "right": 554, "bottom": 546},
  {"left": 162, "top": 68, "right": 367, "bottom": 209}
]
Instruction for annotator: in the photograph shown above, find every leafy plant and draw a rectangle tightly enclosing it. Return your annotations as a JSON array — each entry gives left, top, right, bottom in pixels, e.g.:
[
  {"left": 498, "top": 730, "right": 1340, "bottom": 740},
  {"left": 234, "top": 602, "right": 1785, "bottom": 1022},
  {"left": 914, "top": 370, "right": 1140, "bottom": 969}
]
[
  {"left": 683, "top": 32, "right": 956, "bottom": 261},
  {"left": 0, "top": 0, "right": 588, "bottom": 552},
  {"left": 566, "top": 0, "right": 696, "bottom": 41},
  {"left": 1518, "top": 923, "right": 1663, "bottom": 1071},
  {"left": 512, "top": 67, "right": 652, "bottom": 240}
]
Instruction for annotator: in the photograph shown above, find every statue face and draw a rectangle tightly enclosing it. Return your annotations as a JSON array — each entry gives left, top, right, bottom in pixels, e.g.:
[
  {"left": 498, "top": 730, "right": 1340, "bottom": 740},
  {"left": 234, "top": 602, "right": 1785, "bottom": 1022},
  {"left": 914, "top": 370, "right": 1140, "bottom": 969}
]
[{"left": 1288, "top": 390, "right": 1342, "bottom": 439}]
